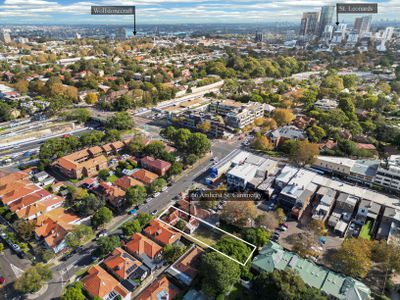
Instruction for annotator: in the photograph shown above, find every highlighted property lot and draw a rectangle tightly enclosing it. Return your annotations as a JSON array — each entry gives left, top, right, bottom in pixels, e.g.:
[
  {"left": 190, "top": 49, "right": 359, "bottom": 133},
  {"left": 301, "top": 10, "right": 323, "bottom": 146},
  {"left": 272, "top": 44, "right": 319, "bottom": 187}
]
[{"left": 158, "top": 205, "right": 257, "bottom": 266}]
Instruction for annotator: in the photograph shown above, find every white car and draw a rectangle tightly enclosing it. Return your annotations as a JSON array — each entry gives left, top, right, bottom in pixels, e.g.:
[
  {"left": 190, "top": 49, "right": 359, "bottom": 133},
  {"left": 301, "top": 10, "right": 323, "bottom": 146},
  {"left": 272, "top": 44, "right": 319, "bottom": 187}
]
[
  {"left": 161, "top": 186, "right": 168, "bottom": 192},
  {"left": 153, "top": 192, "right": 160, "bottom": 198}
]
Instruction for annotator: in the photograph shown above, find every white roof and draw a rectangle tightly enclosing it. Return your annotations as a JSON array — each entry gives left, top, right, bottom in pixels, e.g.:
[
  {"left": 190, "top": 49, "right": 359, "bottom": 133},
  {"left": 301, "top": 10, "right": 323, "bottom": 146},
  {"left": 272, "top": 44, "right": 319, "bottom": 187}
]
[
  {"left": 312, "top": 175, "right": 400, "bottom": 210},
  {"left": 228, "top": 163, "right": 257, "bottom": 181},
  {"left": 276, "top": 165, "right": 299, "bottom": 185}
]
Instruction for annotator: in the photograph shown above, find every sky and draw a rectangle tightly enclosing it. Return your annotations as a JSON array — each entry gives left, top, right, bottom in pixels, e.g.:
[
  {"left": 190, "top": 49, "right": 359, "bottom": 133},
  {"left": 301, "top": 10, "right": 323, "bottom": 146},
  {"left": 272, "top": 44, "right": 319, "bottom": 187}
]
[{"left": 0, "top": 0, "right": 399, "bottom": 24}]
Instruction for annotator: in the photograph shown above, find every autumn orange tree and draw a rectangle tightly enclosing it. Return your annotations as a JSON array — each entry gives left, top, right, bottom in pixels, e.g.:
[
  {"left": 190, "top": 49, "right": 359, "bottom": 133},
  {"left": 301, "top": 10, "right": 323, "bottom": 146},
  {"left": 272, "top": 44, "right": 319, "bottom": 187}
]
[
  {"left": 333, "top": 238, "right": 372, "bottom": 278},
  {"left": 252, "top": 133, "right": 273, "bottom": 152},
  {"left": 221, "top": 201, "right": 257, "bottom": 227},
  {"left": 272, "top": 108, "right": 295, "bottom": 126},
  {"left": 282, "top": 140, "right": 320, "bottom": 166}
]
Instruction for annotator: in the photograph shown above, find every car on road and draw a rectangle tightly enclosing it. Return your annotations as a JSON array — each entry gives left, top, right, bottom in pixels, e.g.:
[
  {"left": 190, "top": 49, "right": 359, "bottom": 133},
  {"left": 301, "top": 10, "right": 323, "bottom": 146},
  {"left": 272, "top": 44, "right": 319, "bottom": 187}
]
[
  {"left": 72, "top": 246, "right": 83, "bottom": 254},
  {"left": 349, "top": 223, "right": 356, "bottom": 231},
  {"left": 61, "top": 253, "right": 73, "bottom": 261},
  {"left": 278, "top": 225, "right": 287, "bottom": 231},
  {"left": 153, "top": 192, "right": 160, "bottom": 198},
  {"left": 161, "top": 186, "right": 168, "bottom": 192},
  {"left": 11, "top": 243, "right": 20, "bottom": 252},
  {"left": 271, "top": 235, "right": 279, "bottom": 241},
  {"left": 145, "top": 197, "right": 152, "bottom": 203},
  {"left": 0, "top": 276, "right": 5, "bottom": 285},
  {"left": 280, "top": 223, "right": 289, "bottom": 229},
  {"left": 97, "top": 230, "right": 107, "bottom": 239},
  {"left": 128, "top": 208, "right": 138, "bottom": 215},
  {"left": 151, "top": 209, "right": 158, "bottom": 216}
]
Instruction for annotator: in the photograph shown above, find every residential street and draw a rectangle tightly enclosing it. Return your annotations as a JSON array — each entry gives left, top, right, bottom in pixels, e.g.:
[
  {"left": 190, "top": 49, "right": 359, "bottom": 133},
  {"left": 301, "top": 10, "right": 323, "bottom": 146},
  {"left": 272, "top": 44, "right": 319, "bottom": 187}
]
[{"left": 0, "top": 139, "right": 240, "bottom": 300}]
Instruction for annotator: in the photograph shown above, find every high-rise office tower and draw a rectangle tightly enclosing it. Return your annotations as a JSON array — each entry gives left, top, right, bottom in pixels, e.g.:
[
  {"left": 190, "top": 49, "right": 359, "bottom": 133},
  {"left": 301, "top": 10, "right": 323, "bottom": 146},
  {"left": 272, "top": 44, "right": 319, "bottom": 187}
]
[
  {"left": 318, "top": 6, "right": 334, "bottom": 37},
  {"left": 255, "top": 31, "right": 264, "bottom": 42},
  {"left": 299, "top": 12, "right": 320, "bottom": 37},
  {"left": 0, "top": 30, "right": 12, "bottom": 44},
  {"left": 353, "top": 16, "right": 372, "bottom": 37}
]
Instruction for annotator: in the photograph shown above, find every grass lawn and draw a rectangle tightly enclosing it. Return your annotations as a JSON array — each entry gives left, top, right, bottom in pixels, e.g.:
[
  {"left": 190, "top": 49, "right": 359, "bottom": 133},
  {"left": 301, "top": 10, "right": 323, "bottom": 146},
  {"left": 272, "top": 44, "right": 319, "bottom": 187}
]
[
  {"left": 107, "top": 175, "right": 119, "bottom": 183},
  {"left": 191, "top": 226, "right": 221, "bottom": 247},
  {"left": 359, "top": 220, "right": 372, "bottom": 240}
]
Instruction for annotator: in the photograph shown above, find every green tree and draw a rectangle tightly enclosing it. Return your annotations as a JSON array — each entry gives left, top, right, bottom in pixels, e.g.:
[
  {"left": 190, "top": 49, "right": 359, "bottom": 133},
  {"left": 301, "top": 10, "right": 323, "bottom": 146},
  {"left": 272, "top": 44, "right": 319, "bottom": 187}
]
[
  {"left": 187, "top": 132, "right": 211, "bottom": 156},
  {"left": 0, "top": 102, "right": 13, "bottom": 122},
  {"left": 126, "top": 185, "right": 147, "bottom": 207},
  {"left": 14, "top": 264, "right": 52, "bottom": 294},
  {"left": 121, "top": 220, "right": 141, "bottom": 236},
  {"left": 136, "top": 213, "right": 152, "bottom": 227},
  {"left": 91, "top": 207, "right": 113, "bottom": 228},
  {"left": 107, "top": 112, "right": 134, "bottom": 130},
  {"left": 128, "top": 135, "right": 146, "bottom": 154},
  {"left": 96, "top": 236, "right": 120, "bottom": 258},
  {"left": 282, "top": 140, "right": 320, "bottom": 166},
  {"left": 162, "top": 244, "right": 186, "bottom": 264},
  {"left": 15, "top": 220, "right": 35, "bottom": 241},
  {"left": 66, "top": 224, "right": 94, "bottom": 249},
  {"left": 148, "top": 178, "right": 167, "bottom": 194},
  {"left": 199, "top": 252, "right": 241, "bottom": 298},
  {"left": 168, "top": 161, "right": 183, "bottom": 176},
  {"left": 252, "top": 133, "right": 274, "bottom": 151},
  {"left": 306, "top": 125, "right": 326, "bottom": 143},
  {"left": 98, "top": 169, "right": 110, "bottom": 181},
  {"left": 342, "top": 74, "right": 357, "bottom": 89},
  {"left": 215, "top": 236, "right": 251, "bottom": 263},
  {"left": 252, "top": 269, "right": 327, "bottom": 300},
  {"left": 242, "top": 228, "right": 270, "bottom": 248},
  {"left": 62, "top": 282, "right": 85, "bottom": 300},
  {"left": 185, "top": 154, "right": 198, "bottom": 166},
  {"left": 64, "top": 108, "right": 91, "bottom": 123},
  {"left": 0, "top": 242, "right": 4, "bottom": 253}
]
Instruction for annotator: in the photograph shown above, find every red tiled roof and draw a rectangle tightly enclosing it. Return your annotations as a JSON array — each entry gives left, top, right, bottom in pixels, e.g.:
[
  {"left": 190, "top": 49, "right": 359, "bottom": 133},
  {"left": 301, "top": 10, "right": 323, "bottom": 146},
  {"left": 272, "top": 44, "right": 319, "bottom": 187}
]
[
  {"left": 137, "top": 276, "right": 180, "bottom": 300},
  {"left": 114, "top": 176, "right": 144, "bottom": 191},
  {"left": 141, "top": 156, "right": 171, "bottom": 171},
  {"left": 126, "top": 233, "right": 162, "bottom": 259},
  {"left": 82, "top": 265, "right": 129, "bottom": 299},
  {"left": 144, "top": 220, "right": 181, "bottom": 245},
  {"left": 103, "top": 248, "right": 142, "bottom": 280},
  {"left": 131, "top": 169, "right": 159, "bottom": 185}
]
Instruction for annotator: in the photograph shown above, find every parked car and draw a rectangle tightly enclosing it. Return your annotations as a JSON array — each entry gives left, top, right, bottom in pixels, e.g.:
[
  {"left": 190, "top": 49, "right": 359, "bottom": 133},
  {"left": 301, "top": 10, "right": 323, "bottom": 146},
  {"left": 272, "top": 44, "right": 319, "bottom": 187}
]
[
  {"left": 128, "top": 209, "right": 137, "bottom": 215},
  {"left": 151, "top": 209, "right": 158, "bottom": 216},
  {"left": 349, "top": 223, "right": 356, "bottom": 231},
  {"left": 153, "top": 192, "right": 160, "bottom": 198},
  {"left": 278, "top": 225, "right": 287, "bottom": 232},
  {"left": 161, "top": 186, "right": 168, "bottom": 192},
  {"left": 97, "top": 230, "right": 107, "bottom": 239},
  {"left": 11, "top": 244, "right": 20, "bottom": 252},
  {"left": 280, "top": 223, "right": 289, "bottom": 229}
]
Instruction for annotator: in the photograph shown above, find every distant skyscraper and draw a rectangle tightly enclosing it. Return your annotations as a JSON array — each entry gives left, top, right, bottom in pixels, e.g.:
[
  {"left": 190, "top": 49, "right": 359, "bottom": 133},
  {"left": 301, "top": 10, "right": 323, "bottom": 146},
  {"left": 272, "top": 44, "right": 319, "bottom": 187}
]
[
  {"left": 255, "top": 31, "right": 264, "bottom": 42},
  {"left": 353, "top": 16, "right": 372, "bottom": 37},
  {"left": 0, "top": 30, "right": 12, "bottom": 44},
  {"left": 299, "top": 12, "right": 320, "bottom": 37},
  {"left": 318, "top": 6, "right": 334, "bottom": 37},
  {"left": 321, "top": 25, "right": 334, "bottom": 41}
]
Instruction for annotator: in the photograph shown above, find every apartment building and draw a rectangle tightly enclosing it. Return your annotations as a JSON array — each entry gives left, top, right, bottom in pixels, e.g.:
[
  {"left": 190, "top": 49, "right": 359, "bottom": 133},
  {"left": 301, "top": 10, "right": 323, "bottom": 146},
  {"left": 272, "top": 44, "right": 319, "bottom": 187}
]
[
  {"left": 314, "top": 98, "right": 338, "bottom": 110},
  {"left": 374, "top": 155, "right": 400, "bottom": 192},
  {"left": 209, "top": 100, "right": 264, "bottom": 129}
]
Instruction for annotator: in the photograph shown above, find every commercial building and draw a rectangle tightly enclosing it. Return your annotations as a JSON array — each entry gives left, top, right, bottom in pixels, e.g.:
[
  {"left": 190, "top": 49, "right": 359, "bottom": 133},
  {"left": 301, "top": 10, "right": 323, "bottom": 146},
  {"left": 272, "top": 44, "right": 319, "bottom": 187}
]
[
  {"left": 354, "top": 16, "right": 372, "bottom": 37},
  {"left": 300, "top": 12, "right": 320, "bottom": 37},
  {"left": 0, "top": 30, "right": 12, "bottom": 44},
  {"left": 252, "top": 242, "right": 371, "bottom": 300},
  {"left": 318, "top": 6, "right": 335, "bottom": 37},
  {"left": 373, "top": 155, "right": 400, "bottom": 192}
]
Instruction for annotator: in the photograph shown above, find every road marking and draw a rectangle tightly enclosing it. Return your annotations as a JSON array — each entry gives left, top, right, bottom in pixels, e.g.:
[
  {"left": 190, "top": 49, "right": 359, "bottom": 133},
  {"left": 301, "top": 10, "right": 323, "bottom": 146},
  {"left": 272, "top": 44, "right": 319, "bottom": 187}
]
[{"left": 10, "top": 264, "right": 24, "bottom": 278}]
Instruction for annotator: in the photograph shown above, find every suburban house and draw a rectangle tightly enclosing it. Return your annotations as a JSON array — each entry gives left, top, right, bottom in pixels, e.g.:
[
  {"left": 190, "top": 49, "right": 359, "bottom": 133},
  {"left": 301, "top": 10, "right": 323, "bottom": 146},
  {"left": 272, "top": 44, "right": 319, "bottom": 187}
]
[
  {"left": 252, "top": 241, "right": 371, "bottom": 300},
  {"left": 163, "top": 208, "right": 200, "bottom": 234},
  {"left": 34, "top": 207, "right": 82, "bottom": 253},
  {"left": 140, "top": 156, "right": 171, "bottom": 176},
  {"left": 125, "top": 233, "right": 163, "bottom": 271},
  {"left": 95, "top": 182, "right": 126, "bottom": 210},
  {"left": 54, "top": 148, "right": 108, "bottom": 179},
  {"left": 103, "top": 248, "right": 149, "bottom": 290},
  {"left": 137, "top": 276, "right": 180, "bottom": 300},
  {"left": 82, "top": 265, "right": 131, "bottom": 300},
  {"left": 114, "top": 176, "right": 144, "bottom": 191},
  {"left": 167, "top": 245, "right": 204, "bottom": 285},
  {"left": 130, "top": 169, "right": 159, "bottom": 185},
  {"left": 266, "top": 125, "right": 307, "bottom": 147},
  {"left": 144, "top": 220, "right": 182, "bottom": 246}
]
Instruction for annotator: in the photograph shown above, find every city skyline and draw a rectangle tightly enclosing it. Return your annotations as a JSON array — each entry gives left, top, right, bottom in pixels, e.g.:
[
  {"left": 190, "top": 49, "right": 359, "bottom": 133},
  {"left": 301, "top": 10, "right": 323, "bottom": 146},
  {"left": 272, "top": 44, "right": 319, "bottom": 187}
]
[{"left": 0, "top": 0, "right": 400, "bottom": 24}]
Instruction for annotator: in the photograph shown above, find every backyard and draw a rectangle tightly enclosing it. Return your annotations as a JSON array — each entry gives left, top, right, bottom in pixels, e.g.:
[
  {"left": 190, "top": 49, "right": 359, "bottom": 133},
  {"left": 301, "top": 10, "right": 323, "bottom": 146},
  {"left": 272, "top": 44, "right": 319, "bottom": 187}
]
[{"left": 359, "top": 220, "right": 372, "bottom": 240}]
